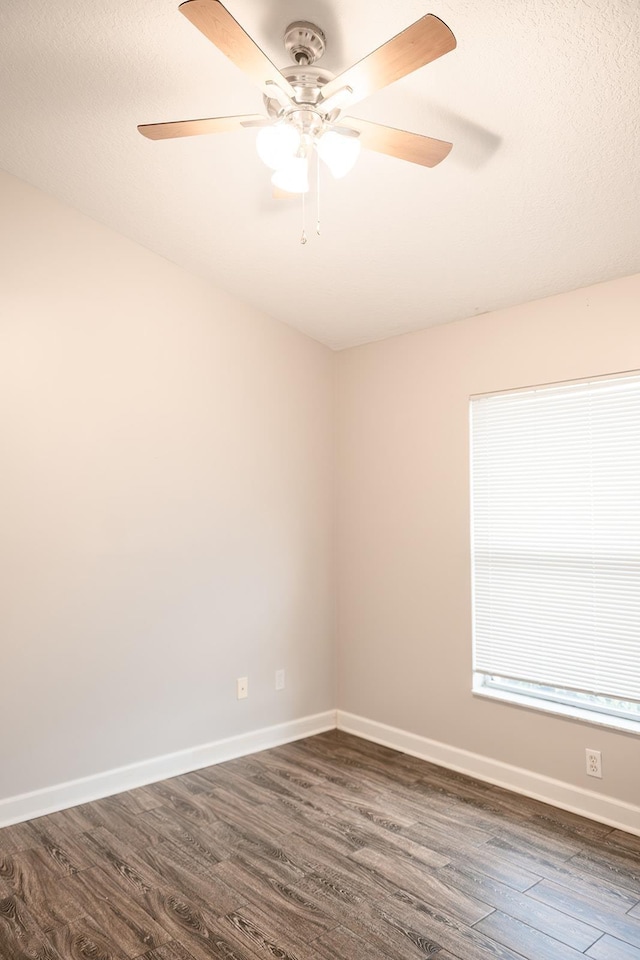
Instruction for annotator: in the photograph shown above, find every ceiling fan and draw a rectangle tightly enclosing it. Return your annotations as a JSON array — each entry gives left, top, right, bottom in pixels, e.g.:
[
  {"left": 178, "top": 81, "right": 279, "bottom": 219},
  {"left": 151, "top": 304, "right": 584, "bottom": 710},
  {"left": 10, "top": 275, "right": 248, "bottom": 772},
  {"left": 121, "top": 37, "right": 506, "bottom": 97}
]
[{"left": 138, "top": 0, "right": 456, "bottom": 198}]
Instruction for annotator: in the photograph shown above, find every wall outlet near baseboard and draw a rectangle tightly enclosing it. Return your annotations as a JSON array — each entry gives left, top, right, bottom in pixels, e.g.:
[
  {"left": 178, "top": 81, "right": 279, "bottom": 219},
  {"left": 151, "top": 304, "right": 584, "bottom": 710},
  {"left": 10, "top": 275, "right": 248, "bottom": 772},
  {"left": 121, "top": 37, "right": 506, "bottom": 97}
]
[
  {"left": 585, "top": 748, "right": 602, "bottom": 778},
  {"left": 275, "top": 669, "right": 285, "bottom": 691},
  {"left": 237, "top": 677, "right": 248, "bottom": 700}
]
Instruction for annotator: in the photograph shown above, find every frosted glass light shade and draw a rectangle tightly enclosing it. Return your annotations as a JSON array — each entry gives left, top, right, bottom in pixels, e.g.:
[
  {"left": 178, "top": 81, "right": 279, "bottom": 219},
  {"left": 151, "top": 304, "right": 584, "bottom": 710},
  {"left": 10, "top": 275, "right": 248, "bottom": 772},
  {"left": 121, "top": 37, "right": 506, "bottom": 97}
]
[
  {"left": 256, "top": 124, "right": 300, "bottom": 170},
  {"left": 271, "top": 156, "right": 309, "bottom": 194},
  {"left": 317, "top": 131, "right": 361, "bottom": 178}
]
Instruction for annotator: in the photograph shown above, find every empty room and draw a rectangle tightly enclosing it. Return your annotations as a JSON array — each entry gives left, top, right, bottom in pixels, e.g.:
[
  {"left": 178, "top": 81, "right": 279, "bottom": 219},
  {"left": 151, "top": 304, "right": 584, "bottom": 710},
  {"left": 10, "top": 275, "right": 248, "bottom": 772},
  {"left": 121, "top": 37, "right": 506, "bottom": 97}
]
[{"left": 1, "top": 0, "right": 639, "bottom": 958}]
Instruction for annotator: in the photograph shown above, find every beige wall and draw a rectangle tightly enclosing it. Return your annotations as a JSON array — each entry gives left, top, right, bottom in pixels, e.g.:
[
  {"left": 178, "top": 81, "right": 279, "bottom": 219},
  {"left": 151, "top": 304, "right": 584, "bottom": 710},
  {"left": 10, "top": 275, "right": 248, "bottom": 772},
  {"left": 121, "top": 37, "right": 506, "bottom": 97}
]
[
  {"left": 336, "top": 274, "right": 640, "bottom": 806},
  {"left": 0, "top": 171, "right": 335, "bottom": 798}
]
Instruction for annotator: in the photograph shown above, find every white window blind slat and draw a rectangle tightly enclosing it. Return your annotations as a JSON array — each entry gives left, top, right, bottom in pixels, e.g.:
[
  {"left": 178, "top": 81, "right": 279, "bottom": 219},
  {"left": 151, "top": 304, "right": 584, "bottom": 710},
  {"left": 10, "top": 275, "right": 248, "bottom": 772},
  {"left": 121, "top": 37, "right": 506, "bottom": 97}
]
[{"left": 470, "top": 373, "right": 640, "bottom": 707}]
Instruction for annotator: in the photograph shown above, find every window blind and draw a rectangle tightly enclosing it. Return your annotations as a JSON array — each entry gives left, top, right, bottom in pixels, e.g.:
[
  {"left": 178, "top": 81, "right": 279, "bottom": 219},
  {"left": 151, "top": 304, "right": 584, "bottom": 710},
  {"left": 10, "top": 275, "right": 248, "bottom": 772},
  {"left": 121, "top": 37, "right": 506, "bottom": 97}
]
[{"left": 470, "top": 373, "right": 640, "bottom": 706}]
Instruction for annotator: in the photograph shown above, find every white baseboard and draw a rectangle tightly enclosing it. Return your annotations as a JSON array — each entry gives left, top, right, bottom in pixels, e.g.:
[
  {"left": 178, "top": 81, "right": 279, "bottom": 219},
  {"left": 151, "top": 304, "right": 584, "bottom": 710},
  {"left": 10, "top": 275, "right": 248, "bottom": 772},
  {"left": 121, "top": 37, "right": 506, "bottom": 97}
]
[
  {"left": 337, "top": 711, "right": 640, "bottom": 837},
  {"left": 5, "top": 707, "right": 638, "bottom": 838},
  {"left": 0, "top": 710, "right": 337, "bottom": 828}
]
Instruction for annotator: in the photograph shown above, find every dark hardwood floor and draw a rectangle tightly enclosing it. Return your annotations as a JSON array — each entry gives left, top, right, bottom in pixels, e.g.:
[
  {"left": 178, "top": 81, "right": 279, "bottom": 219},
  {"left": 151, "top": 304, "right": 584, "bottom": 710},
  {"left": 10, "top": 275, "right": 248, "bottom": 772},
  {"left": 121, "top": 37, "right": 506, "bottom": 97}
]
[{"left": 1, "top": 730, "right": 639, "bottom": 960}]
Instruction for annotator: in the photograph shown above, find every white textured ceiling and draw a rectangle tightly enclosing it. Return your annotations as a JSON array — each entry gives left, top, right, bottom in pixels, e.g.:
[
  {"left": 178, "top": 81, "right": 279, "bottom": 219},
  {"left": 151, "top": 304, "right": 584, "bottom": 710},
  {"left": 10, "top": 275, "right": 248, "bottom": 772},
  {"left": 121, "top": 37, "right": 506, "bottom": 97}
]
[{"left": 1, "top": 0, "right": 638, "bottom": 348}]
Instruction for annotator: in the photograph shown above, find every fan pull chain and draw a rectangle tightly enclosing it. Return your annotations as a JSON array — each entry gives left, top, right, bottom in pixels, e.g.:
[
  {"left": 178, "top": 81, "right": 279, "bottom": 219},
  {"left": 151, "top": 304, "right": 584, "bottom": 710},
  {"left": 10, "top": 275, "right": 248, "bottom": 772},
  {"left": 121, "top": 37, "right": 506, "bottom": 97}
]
[
  {"left": 300, "top": 189, "right": 307, "bottom": 245},
  {"left": 316, "top": 150, "right": 321, "bottom": 236}
]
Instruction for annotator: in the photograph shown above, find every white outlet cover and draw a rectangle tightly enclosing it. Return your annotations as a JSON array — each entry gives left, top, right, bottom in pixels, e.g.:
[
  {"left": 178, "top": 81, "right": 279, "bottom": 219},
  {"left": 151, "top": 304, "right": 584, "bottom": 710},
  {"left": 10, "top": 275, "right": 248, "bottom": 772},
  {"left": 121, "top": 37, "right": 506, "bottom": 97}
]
[
  {"left": 275, "top": 669, "right": 285, "bottom": 691},
  {"left": 237, "top": 677, "right": 248, "bottom": 700},
  {"left": 585, "top": 748, "right": 602, "bottom": 778}
]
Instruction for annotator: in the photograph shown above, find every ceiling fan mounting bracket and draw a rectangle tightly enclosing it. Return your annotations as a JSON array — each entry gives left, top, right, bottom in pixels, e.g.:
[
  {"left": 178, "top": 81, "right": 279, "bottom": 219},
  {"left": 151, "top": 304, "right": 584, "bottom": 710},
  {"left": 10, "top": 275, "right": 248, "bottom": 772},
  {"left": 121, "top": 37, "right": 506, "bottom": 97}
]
[{"left": 284, "top": 21, "right": 326, "bottom": 66}]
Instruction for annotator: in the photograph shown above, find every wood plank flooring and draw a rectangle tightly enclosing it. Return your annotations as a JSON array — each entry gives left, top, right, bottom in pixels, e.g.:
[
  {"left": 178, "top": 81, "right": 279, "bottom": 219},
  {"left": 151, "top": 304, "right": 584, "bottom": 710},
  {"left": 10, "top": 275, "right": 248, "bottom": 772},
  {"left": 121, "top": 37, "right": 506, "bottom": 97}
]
[{"left": 1, "top": 730, "right": 639, "bottom": 960}]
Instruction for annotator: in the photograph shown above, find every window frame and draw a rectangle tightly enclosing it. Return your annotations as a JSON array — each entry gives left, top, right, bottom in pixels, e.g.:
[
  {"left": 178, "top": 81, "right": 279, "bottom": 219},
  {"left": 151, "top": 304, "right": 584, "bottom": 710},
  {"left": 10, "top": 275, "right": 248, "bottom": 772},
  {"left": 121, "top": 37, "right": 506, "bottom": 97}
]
[{"left": 473, "top": 672, "right": 640, "bottom": 735}]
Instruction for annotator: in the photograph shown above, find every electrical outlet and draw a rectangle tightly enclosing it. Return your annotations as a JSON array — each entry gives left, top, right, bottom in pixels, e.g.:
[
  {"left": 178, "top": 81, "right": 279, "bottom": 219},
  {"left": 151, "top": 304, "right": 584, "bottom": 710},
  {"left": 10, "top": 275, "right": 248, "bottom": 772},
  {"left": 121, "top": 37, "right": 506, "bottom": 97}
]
[
  {"left": 275, "top": 669, "right": 285, "bottom": 691},
  {"left": 237, "top": 676, "right": 248, "bottom": 700},
  {"left": 585, "top": 748, "right": 602, "bottom": 778}
]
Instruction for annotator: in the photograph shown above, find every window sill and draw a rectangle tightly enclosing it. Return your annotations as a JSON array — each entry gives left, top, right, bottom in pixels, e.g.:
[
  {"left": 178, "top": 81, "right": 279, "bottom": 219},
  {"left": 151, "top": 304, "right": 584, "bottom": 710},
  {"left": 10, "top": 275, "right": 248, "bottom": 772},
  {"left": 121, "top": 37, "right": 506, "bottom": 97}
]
[{"left": 472, "top": 682, "right": 640, "bottom": 736}]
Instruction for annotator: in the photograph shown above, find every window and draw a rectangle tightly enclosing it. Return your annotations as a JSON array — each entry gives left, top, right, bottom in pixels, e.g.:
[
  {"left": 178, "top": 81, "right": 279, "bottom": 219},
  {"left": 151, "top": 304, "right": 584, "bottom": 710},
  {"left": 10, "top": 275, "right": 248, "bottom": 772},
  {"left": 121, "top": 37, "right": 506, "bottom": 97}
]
[{"left": 470, "top": 373, "right": 640, "bottom": 731}]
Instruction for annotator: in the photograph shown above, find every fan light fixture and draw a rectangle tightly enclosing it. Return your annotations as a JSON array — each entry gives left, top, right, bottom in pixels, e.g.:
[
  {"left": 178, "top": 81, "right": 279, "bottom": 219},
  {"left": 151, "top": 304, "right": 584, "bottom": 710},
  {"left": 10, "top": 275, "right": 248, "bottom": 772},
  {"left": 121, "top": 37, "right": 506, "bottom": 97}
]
[
  {"left": 271, "top": 155, "right": 310, "bottom": 194},
  {"left": 316, "top": 130, "right": 361, "bottom": 179},
  {"left": 258, "top": 126, "right": 361, "bottom": 194},
  {"left": 256, "top": 124, "right": 300, "bottom": 170}
]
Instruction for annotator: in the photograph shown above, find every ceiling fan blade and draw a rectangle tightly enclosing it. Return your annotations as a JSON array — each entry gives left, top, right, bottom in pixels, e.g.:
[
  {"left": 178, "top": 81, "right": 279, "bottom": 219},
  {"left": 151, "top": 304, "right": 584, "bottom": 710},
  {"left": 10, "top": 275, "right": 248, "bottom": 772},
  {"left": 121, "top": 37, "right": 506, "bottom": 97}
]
[
  {"left": 340, "top": 117, "right": 452, "bottom": 167},
  {"left": 138, "top": 114, "right": 264, "bottom": 140},
  {"left": 179, "top": 0, "right": 295, "bottom": 100},
  {"left": 320, "top": 14, "right": 456, "bottom": 109}
]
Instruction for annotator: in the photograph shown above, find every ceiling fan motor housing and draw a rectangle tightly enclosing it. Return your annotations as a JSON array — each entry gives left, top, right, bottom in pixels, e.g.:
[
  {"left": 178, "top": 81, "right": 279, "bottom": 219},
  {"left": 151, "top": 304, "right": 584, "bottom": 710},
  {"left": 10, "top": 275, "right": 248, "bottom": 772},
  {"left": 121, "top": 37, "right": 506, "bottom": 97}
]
[
  {"left": 263, "top": 65, "right": 334, "bottom": 119},
  {"left": 262, "top": 22, "right": 334, "bottom": 121}
]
